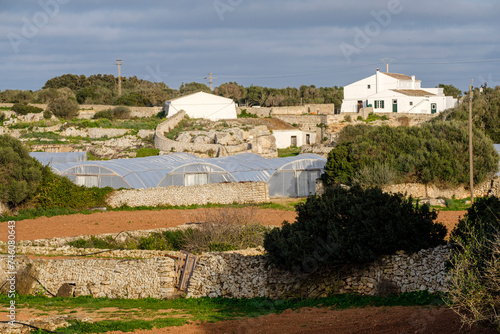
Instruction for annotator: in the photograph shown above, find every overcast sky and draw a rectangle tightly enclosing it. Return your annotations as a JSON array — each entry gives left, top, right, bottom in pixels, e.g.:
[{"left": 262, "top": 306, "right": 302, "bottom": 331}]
[{"left": 1, "top": 0, "right": 499, "bottom": 92}]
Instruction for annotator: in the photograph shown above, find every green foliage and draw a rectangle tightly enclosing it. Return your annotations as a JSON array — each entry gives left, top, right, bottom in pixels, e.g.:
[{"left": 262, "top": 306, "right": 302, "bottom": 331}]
[
  {"left": 93, "top": 109, "right": 114, "bottom": 120},
  {"left": 114, "top": 92, "right": 151, "bottom": 107},
  {"left": 322, "top": 142, "right": 353, "bottom": 185},
  {"left": 112, "top": 105, "right": 131, "bottom": 119},
  {"left": 179, "top": 82, "right": 212, "bottom": 95},
  {"left": 451, "top": 196, "right": 500, "bottom": 259},
  {"left": 264, "top": 186, "right": 447, "bottom": 270},
  {"left": 11, "top": 102, "right": 43, "bottom": 115},
  {"left": 237, "top": 109, "right": 258, "bottom": 118},
  {"left": 34, "top": 165, "right": 112, "bottom": 209},
  {"left": 48, "top": 96, "right": 79, "bottom": 119},
  {"left": 42, "top": 109, "right": 53, "bottom": 119},
  {"left": 447, "top": 197, "right": 500, "bottom": 329},
  {"left": 136, "top": 148, "right": 160, "bottom": 158},
  {"left": 323, "top": 121, "right": 499, "bottom": 187},
  {"left": 435, "top": 86, "right": 500, "bottom": 142},
  {"left": 0, "top": 135, "right": 43, "bottom": 206},
  {"left": 68, "top": 229, "right": 191, "bottom": 252},
  {"left": 437, "top": 83, "right": 463, "bottom": 99}
]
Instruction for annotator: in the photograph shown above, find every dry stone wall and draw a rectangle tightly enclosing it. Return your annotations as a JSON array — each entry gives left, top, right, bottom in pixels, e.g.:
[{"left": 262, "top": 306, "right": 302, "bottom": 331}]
[
  {"left": 239, "top": 104, "right": 336, "bottom": 117},
  {"left": 0, "top": 254, "right": 176, "bottom": 299},
  {"left": 187, "top": 245, "right": 450, "bottom": 299},
  {"left": 382, "top": 177, "right": 500, "bottom": 199},
  {"left": 106, "top": 182, "right": 270, "bottom": 208}
]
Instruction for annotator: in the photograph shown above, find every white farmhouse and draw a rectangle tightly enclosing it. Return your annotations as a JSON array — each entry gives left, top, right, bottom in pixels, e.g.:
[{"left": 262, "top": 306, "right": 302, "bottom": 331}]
[
  {"left": 165, "top": 91, "right": 237, "bottom": 121},
  {"left": 341, "top": 69, "right": 458, "bottom": 114}
]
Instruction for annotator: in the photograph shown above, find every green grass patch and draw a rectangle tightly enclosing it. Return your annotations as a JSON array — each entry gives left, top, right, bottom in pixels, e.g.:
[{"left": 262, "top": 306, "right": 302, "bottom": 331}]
[
  {"left": 136, "top": 147, "right": 160, "bottom": 157},
  {"left": 278, "top": 146, "right": 301, "bottom": 158},
  {"left": 0, "top": 106, "right": 11, "bottom": 111},
  {"left": 13, "top": 292, "right": 445, "bottom": 333}
]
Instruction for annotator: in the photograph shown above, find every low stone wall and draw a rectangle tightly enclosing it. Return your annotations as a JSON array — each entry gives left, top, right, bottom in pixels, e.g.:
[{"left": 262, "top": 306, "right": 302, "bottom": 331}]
[
  {"left": 0, "top": 255, "right": 176, "bottom": 299},
  {"left": 239, "top": 104, "right": 336, "bottom": 117},
  {"left": 383, "top": 177, "right": 500, "bottom": 199},
  {"left": 275, "top": 114, "right": 328, "bottom": 132},
  {"left": 187, "top": 245, "right": 450, "bottom": 299},
  {"left": 107, "top": 182, "right": 270, "bottom": 208},
  {"left": 0, "top": 103, "right": 162, "bottom": 119}
]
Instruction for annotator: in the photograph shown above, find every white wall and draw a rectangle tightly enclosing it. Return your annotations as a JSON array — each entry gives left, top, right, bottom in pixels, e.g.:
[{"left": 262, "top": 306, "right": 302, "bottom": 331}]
[
  {"left": 166, "top": 92, "right": 237, "bottom": 121},
  {"left": 273, "top": 130, "right": 316, "bottom": 148}
]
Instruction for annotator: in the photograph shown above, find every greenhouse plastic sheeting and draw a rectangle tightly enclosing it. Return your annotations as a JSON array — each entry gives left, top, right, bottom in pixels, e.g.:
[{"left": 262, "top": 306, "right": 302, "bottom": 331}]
[
  {"left": 30, "top": 151, "right": 87, "bottom": 165},
  {"left": 49, "top": 152, "right": 327, "bottom": 196}
]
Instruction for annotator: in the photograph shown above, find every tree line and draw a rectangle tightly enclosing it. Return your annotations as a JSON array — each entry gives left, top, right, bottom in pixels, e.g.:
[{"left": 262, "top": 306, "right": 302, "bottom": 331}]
[{"left": 0, "top": 74, "right": 344, "bottom": 108}]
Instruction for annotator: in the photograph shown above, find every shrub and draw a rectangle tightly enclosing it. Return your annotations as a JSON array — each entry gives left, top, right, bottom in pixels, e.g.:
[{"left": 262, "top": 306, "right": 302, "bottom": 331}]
[
  {"left": 183, "top": 208, "right": 267, "bottom": 254},
  {"left": 264, "top": 185, "right": 447, "bottom": 271},
  {"left": 113, "top": 106, "right": 131, "bottom": 119},
  {"left": 447, "top": 197, "right": 500, "bottom": 329},
  {"left": 43, "top": 110, "right": 53, "bottom": 119},
  {"left": 34, "top": 165, "right": 112, "bottom": 209},
  {"left": 11, "top": 103, "right": 43, "bottom": 115},
  {"left": 0, "top": 135, "right": 43, "bottom": 206},
  {"left": 323, "top": 121, "right": 499, "bottom": 187},
  {"left": 93, "top": 109, "right": 114, "bottom": 120},
  {"left": 48, "top": 97, "right": 79, "bottom": 119}
]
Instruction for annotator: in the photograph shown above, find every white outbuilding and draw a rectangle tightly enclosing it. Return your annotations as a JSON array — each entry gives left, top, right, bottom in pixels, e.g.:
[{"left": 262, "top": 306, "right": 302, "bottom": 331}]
[{"left": 165, "top": 91, "right": 237, "bottom": 121}]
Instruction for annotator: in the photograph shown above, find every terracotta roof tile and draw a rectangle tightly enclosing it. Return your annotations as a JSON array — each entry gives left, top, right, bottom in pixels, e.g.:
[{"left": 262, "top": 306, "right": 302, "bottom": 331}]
[
  {"left": 382, "top": 73, "right": 421, "bottom": 81},
  {"left": 391, "top": 89, "right": 435, "bottom": 97}
]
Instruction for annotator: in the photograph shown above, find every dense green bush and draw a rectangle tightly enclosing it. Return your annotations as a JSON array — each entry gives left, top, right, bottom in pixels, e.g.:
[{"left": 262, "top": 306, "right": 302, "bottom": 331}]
[
  {"left": 114, "top": 92, "right": 151, "bottom": 107},
  {"left": 447, "top": 197, "right": 500, "bottom": 329},
  {"left": 48, "top": 96, "right": 79, "bottom": 119},
  {"left": 264, "top": 185, "right": 447, "bottom": 271},
  {"left": 93, "top": 109, "right": 114, "bottom": 120},
  {"left": 0, "top": 135, "right": 43, "bottom": 206},
  {"left": 34, "top": 165, "right": 112, "bottom": 209},
  {"left": 11, "top": 102, "right": 43, "bottom": 115},
  {"left": 323, "top": 121, "right": 499, "bottom": 187},
  {"left": 42, "top": 109, "right": 53, "bottom": 119},
  {"left": 113, "top": 105, "right": 131, "bottom": 119},
  {"left": 435, "top": 86, "right": 500, "bottom": 143}
]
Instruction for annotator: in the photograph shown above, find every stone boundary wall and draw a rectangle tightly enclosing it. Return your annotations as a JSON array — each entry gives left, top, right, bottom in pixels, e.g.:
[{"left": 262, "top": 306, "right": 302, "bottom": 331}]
[
  {"left": 275, "top": 114, "right": 328, "bottom": 132},
  {"left": 15, "top": 227, "right": 189, "bottom": 248},
  {"left": 382, "top": 177, "right": 500, "bottom": 199},
  {"left": 0, "top": 255, "right": 176, "bottom": 299},
  {"left": 315, "top": 177, "right": 500, "bottom": 200},
  {"left": 238, "top": 104, "right": 336, "bottom": 117},
  {"left": 107, "top": 182, "right": 270, "bottom": 208},
  {"left": 187, "top": 245, "right": 450, "bottom": 299},
  {"left": 0, "top": 103, "right": 162, "bottom": 119}
]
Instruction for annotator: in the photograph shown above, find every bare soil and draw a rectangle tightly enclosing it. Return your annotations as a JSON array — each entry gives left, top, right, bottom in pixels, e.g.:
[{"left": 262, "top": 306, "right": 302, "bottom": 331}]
[
  {"left": 0, "top": 208, "right": 464, "bottom": 242},
  {"left": 104, "top": 306, "right": 496, "bottom": 334},
  {"left": 0, "top": 208, "right": 297, "bottom": 242}
]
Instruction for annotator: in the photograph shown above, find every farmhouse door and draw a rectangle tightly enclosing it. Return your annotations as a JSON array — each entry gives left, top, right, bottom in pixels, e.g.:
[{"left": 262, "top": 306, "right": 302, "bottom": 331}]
[{"left": 392, "top": 99, "right": 398, "bottom": 113}]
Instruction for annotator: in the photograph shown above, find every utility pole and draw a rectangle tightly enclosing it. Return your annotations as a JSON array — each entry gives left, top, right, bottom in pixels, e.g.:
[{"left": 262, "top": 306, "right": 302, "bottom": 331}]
[
  {"left": 469, "top": 79, "right": 474, "bottom": 204},
  {"left": 380, "top": 58, "right": 395, "bottom": 73},
  {"left": 115, "top": 59, "right": 123, "bottom": 96},
  {"left": 204, "top": 73, "right": 216, "bottom": 91}
]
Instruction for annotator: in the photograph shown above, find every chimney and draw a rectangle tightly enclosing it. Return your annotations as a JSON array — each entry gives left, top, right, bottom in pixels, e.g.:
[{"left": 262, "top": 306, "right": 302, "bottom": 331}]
[
  {"left": 376, "top": 69, "right": 380, "bottom": 94},
  {"left": 411, "top": 75, "right": 415, "bottom": 89}
]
